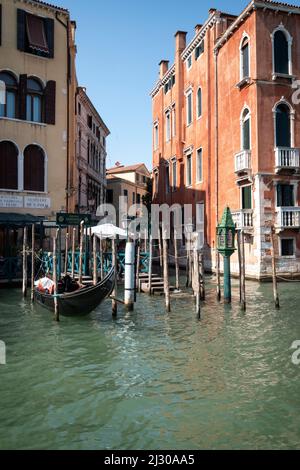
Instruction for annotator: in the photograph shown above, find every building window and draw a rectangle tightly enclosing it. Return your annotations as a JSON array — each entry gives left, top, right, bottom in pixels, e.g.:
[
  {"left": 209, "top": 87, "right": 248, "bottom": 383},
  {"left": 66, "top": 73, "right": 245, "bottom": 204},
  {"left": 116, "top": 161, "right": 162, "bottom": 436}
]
[
  {"left": 106, "top": 189, "right": 113, "bottom": 203},
  {"left": 186, "top": 154, "right": 192, "bottom": 186},
  {"left": 143, "top": 175, "right": 146, "bottom": 184},
  {"left": 24, "top": 145, "right": 45, "bottom": 192},
  {"left": 275, "top": 103, "right": 291, "bottom": 147},
  {"left": 165, "top": 164, "right": 170, "bottom": 193},
  {"left": 172, "top": 159, "right": 177, "bottom": 190},
  {"left": 133, "top": 192, "right": 136, "bottom": 204},
  {"left": 154, "top": 171, "right": 159, "bottom": 195},
  {"left": 154, "top": 123, "right": 159, "bottom": 150},
  {"left": 273, "top": 29, "right": 291, "bottom": 75},
  {"left": 281, "top": 238, "right": 295, "bottom": 257},
  {"left": 172, "top": 106, "right": 176, "bottom": 137},
  {"left": 137, "top": 193, "right": 141, "bottom": 204},
  {"left": 17, "top": 9, "right": 54, "bottom": 58},
  {"left": 195, "top": 41, "right": 204, "bottom": 60},
  {"left": 165, "top": 110, "right": 171, "bottom": 142},
  {"left": 26, "top": 78, "right": 43, "bottom": 123},
  {"left": 0, "top": 72, "right": 17, "bottom": 119},
  {"left": 240, "top": 37, "right": 250, "bottom": 79},
  {"left": 0, "top": 141, "right": 18, "bottom": 190},
  {"left": 241, "top": 108, "right": 251, "bottom": 150},
  {"left": 241, "top": 185, "right": 252, "bottom": 209},
  {"left": 186, "top": 90, "right": 192, "bottom": 126},
  {"left": 186, "top": 55, "right": 192, "bottom": 70},
  {"left": 197, "top": 87, "right": 202, "bottom": 119},
  {"left": 277, "top": 184, "right": 294, "bottom": 207},
  {"left": 123, "top": 189, "right": 128, "bottom": 197},
  {"left": 196, "top": 148, "right": 203, "bottom": 183}
]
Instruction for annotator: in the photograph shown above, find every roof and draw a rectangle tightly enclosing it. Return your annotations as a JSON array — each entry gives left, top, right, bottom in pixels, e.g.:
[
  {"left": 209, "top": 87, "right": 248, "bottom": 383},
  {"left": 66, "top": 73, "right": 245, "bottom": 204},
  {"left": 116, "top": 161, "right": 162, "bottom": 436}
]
[
  {"left": 107, "top": 163, "right": 150, "bottom": 175},
  {"left": 77, "top": 87, "right": 110, "bottom": 136},
  {"left": 0, "top": 213, "right": 45, "bottom": 226},
  {"left": 31, "top": 0, "right": 69, "bottom": 13}
]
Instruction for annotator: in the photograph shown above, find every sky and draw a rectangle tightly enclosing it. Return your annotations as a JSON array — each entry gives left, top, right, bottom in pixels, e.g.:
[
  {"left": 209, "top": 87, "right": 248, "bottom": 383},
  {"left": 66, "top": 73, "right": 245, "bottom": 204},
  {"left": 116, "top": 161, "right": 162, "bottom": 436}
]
[{"left": 50, "top": 0, "right": 297, "bottom": 170}]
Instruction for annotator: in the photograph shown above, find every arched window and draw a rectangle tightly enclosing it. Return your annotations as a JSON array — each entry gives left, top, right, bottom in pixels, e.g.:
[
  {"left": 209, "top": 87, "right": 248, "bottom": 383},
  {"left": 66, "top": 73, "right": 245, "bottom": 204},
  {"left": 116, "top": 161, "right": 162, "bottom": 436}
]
[
  {"left": 241, "top": 108, "right": 251, "bottom": 150},
  {"left": 24, "top": 145, "right": 45, "bottom": 192},
  {"left": 0, "top": 72, "right": 17, "bottom": 119},
  {"left": 26, "top": 78, "right": 43, "bottom": 122},
  {"left": 240, "top": 37, "right": 250, "bottom": 79},
  {"left": 0, "top": 141, "right": 18, "bottom": 190},
  {"left": 272, "top": 27, "right": 291, "bottom": 75},
  {"left": 275, "top": 104, "right": 291, "bottom": 147},
  {"left": 197, "top": 87, "right": 202, "bottom": 119}
]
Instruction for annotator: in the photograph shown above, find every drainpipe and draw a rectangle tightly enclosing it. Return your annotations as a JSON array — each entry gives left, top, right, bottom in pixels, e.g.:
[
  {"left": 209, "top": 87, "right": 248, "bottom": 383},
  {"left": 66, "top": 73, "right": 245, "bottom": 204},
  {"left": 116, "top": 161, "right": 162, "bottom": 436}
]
[
  {"left": 56, "top": 12, "right": 70, "bottom": 213},
  {"left": 214, "top": 48, "right": 221, "bottom": 301}
]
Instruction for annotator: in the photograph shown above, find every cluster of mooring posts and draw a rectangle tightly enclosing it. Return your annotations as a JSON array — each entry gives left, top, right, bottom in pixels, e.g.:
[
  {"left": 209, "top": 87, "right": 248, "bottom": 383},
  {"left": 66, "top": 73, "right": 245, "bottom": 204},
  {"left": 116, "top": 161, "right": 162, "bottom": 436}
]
[{"left": 21, "top": 208, "right": 281, "bottom": 322}]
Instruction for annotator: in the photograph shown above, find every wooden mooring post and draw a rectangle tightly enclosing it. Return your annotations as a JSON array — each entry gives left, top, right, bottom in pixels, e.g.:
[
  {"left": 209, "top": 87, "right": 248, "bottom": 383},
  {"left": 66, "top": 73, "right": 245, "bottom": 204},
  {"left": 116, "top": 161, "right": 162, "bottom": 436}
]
[
  {"left": 22, "top": 226, "right": 28, "bottom": 298},
  {"left": 162, "top": 225, "right": 170, "bottom": 312},
  {"left": 111, "top": 237, "right": 117, "bottom": 317},
  {"left": 100, "top": 234, "right": 104, "bottom": 280},
  {"left": 136, "top": 232, "right": 141, "bottom": 293},
  {"left": 53, "top": 232, "right": 59, "bottom": 322},
  {"left": 193, "top": 245, "right": 201, "bottom": 319},
  {"left": 78, "top": 221, "right": 84, "bottom": 285},
  {"left": 216, "top": 249, "right": 221, "bottom": 301},
  {"left": 71, "top": 227, "right": 76, "bottom": 279},
  {"left": 31, "top": 224, "right": 35, "bottom": 302},
  {"left": 241, "top": 230, "right": 246, "bottom": 311},
  {"left": 174, "top": 230, "right": 180, "bottom": 291},
  {"left": 93, "top": 234, "right": 97, "bottom": 286},
  {"left": 158, "top": 225, "right": 163, "bottom": 276},
  {"left": 64, "top": 230, "right": 69, "bottom": 275},
  {"left": 148, "top": 234, "right": 153, "bottom": 295},
  {"left": 199, "top": 252, "right": 205, "bottom": 301},
  {"left": 270, "top": 226, "right": 280, "bottom": 309}
]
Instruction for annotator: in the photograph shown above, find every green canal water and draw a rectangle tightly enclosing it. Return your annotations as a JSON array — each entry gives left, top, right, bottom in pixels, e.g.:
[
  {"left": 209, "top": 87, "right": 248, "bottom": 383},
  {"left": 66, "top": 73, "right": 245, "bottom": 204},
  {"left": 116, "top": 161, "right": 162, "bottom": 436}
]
[{"left": 0, "top": 278, "right": 300, "bottom": 450}]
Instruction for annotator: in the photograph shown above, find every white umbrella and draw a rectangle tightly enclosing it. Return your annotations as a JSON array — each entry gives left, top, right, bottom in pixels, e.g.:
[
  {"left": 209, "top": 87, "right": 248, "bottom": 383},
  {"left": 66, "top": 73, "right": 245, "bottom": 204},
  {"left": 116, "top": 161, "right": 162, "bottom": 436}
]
[{"left": 85, "top": 223, "right": 127, "bottom": 238}]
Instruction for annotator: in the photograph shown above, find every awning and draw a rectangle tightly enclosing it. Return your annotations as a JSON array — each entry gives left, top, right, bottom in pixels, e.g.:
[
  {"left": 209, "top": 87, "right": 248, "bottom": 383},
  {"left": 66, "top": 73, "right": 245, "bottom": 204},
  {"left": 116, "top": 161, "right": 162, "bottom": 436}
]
[
  {"left": 0, "top": 213, "right": 44, "bottom": 227},
  {"left": 26, "top": 13, "right": 49, "bottom": 53},
  {"left": 85, "top": 223, "right": 127, "bottom": 239}
]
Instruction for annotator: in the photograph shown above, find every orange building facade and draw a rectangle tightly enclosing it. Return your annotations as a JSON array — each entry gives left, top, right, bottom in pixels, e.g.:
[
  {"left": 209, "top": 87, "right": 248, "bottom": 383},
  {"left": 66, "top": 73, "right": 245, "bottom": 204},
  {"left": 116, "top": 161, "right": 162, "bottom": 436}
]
[{"left": 151, "top": 0, "right": 300, "bottom": 280}]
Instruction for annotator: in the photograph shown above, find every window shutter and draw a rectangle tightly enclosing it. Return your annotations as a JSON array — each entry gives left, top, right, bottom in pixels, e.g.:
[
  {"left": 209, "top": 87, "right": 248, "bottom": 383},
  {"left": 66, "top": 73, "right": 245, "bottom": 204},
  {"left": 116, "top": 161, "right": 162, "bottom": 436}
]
[
  {"left": 17, "top": 9, "right": 26, "bottom": 51},
  {"left": 45, "top": 80, "right": 56, "bottom": 125},
  {"left": 19, "top": 74, "right": 27, "bottom": 120},
  {"left": 243, "top": 119, "right": 250, "bottom": 150},
  {"left": 44, "top": 17, "right": 54, "bottom": 58}
]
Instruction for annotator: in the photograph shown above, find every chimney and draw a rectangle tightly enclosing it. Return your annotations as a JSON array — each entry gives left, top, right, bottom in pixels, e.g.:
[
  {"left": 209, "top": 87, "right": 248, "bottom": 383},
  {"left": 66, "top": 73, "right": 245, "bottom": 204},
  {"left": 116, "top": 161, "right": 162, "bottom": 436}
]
[
  {"left": 209, "top": 8, "right": 216, "bottom": 15},
  {"left": 159, "top": 60, "right": 169, "bottom": 79},
  {"left": 195, "top": 24, "right": 203, "bottom": 34},
  {"left": 175, "top": 31, "right": 187, "bottom": 53}
]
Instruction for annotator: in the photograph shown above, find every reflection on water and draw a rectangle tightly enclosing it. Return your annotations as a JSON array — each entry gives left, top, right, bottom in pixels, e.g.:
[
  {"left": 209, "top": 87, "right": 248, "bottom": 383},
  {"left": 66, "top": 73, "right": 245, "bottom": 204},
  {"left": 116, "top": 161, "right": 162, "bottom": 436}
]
[{"left": 0, "top": 277, "right": 300, "bottom": 450}]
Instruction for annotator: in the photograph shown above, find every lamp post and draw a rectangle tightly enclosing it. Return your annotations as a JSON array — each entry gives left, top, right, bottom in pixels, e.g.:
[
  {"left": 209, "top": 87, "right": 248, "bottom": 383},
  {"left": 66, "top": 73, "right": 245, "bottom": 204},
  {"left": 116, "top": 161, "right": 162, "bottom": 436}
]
[{"left": 217, "top": 207, "right": 236, "bottom": 304}]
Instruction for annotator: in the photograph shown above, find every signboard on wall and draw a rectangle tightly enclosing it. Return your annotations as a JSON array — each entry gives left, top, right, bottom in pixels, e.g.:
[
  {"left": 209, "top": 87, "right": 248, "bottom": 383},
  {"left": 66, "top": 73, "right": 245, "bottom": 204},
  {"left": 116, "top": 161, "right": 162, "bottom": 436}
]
[
  {"left": 0, "top": 195, "right": 23, "bottom": 208},
  {"left": 24, "top": 197, "right": 51, "bottom": 209},
  {"left": 56, "top": 213, "right": 92, "bottom": 226}
]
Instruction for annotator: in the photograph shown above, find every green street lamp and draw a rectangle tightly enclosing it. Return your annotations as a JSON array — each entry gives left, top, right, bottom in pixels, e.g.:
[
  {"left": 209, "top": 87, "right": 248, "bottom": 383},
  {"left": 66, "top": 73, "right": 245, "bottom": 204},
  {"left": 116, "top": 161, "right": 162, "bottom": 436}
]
[{"left": 217, "top": 207, "right": 236, "bottom": 304}]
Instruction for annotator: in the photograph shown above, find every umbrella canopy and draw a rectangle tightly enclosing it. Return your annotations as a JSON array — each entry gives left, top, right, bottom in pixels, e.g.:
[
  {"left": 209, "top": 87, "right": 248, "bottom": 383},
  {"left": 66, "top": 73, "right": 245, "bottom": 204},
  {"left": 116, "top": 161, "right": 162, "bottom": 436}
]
[{"left": 86, "top": 223, "right": 127, "bottom": 239}]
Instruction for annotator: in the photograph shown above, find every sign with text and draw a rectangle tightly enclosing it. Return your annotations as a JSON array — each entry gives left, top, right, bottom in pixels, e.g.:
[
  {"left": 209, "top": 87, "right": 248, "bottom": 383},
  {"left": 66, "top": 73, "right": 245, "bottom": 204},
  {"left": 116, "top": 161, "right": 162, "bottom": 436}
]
[
  {"left": 0, "top": 195, "right": 23, "bottom": 208},
  {"left": 24, "top": 196, "right": 51, "bottom": 209},
  {"left": 56, "top": 213, "right": 92, "bottom": 226}
]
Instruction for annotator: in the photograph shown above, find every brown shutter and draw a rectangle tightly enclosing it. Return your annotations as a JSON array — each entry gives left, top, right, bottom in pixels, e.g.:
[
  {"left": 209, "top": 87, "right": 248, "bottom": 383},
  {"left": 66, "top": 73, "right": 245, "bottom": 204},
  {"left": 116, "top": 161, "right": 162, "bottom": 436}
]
[
  {"left": 24, "top": 145, "right": 44, "bottom": 192},
  {"left": 44, "top": 80, "right": 56, "bottom": 125},
  {"left": 0, "top": 142, "right": 18, "bottom": 190},
  {"left": 17, "top": 9, "right": 26, "bottom": 51},
  {"left": 19, "top": 74, "right": 27, "bottom": 120}
]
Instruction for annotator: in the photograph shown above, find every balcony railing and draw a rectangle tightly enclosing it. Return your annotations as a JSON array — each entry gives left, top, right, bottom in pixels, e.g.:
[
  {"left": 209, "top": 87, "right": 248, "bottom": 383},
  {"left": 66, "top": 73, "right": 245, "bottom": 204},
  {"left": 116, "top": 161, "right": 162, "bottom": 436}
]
[
  {"left": 275, "top": 147, "right": 300, "bottom": 172},
  {"left": 231, "top": 209, "right": 253, "bottom": 229},
  {"left": 276, "top": 207, "right": 300, "bottom": 228},
  {"left": 235, "top": 150, "right": 251, "bottom": 173}
]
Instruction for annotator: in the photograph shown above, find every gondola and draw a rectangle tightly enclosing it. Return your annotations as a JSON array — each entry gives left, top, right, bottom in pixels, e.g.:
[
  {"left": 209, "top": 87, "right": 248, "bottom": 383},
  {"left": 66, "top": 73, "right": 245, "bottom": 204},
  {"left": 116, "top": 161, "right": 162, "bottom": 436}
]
[{"left": 34, "top": 267, "right": 115, "bottom": 317}]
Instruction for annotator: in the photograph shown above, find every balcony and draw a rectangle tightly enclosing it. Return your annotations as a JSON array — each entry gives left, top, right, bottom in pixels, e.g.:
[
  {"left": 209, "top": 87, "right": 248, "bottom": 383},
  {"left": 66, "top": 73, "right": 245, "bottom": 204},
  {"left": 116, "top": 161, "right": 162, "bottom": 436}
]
[
  {"left": 275, "top": 148, "right": 300, "bottom": 173},
  {"left": 276, "top": 207, "right": 300, "bottom": 229},
  {"left": 235, "top": 150, "right": 251, "bottom": 174},
  {"left": 231, "top": 209, "right": 253, "bottom": 230}
]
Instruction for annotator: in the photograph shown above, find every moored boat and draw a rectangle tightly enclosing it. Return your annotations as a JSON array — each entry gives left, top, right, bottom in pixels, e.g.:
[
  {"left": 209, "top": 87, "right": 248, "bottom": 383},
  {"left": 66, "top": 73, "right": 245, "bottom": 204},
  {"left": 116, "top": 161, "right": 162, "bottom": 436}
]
[{"left": 34, "top": 267, "right": 115, "bottom": 317}]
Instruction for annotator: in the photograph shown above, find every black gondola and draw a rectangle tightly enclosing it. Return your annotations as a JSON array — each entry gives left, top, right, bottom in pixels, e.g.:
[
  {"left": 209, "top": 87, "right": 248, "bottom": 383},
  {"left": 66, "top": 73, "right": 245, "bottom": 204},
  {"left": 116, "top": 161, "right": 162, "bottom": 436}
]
[{"left": 34, "top": 267, "right": 115, "bottom": 317}]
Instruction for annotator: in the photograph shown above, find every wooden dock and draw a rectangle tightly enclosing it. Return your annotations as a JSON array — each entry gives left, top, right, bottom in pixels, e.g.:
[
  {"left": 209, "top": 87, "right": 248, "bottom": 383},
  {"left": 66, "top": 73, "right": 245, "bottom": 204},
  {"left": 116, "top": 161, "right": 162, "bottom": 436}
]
[{"left": 138, "top": 273, "right": 176, "bottom": 295}]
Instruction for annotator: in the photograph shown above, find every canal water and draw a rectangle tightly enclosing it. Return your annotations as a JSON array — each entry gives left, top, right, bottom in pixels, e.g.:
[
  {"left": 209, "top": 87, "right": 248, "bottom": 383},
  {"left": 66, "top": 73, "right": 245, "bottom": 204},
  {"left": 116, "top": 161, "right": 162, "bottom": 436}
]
[{"left": 0, "top": 277, "right": 300, "bottom": 450}]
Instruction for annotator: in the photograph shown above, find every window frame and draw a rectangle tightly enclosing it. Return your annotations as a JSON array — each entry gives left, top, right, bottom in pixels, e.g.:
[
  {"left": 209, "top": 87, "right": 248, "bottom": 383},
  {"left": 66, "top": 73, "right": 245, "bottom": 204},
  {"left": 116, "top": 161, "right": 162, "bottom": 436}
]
[
  {"left": 271, "top": 25, "right": 293, "bottom": 78},
  {"left": 196, "top": 87, "right": 202, "bottom": 120},
  {"left": 196, "top": 147, "right": 203, "bottom": 184},
  {"left": 240, "top": 107, "right": 251, "bottom": 151},
  {"left": 186, "top": 55, "right": 192, "bottom": 71},
  {"left": 165, "top": 109, "right": 171, "bottom": 142},
  {"left": 273, "top": 100, "right": 294, "bottom": 149},
  {"left": 185, "top": 89, "right": 193, "bottom": 126},
  {"left": 186, "top": 153, "right": 192, "bottom": 187},
  {"left": 0, "top": 71, "right": 18, "bottom": 119},
  {"left": 279, "top": 237, "right": 296, "bottom": 258},
  {"left": 26, "top": 77, "right": 44, "bottom": 123},
  {"left": 240, "top": 35, "right": 250, "bottom": 81},
  {"left": 153, "top": 121, "right": 159, "bottom": 151}
]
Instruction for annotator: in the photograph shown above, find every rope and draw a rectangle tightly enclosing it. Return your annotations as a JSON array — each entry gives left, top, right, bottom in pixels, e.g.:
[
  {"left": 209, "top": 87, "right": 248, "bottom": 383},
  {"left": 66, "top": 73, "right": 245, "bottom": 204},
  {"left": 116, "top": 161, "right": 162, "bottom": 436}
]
[{"left": 276, "top": 276, "right": 300, "bottom": 283}]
